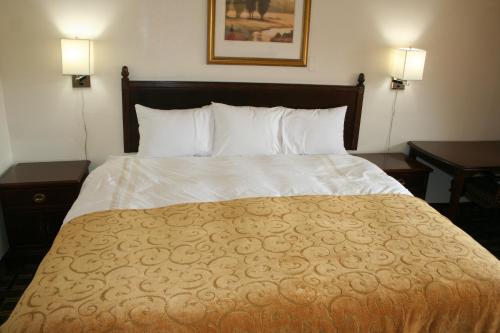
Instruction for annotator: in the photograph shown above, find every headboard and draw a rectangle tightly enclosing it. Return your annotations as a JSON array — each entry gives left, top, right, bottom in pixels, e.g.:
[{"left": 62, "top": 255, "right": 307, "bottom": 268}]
[{"left": 121, "top": 66, "right": 365, "bottom": 153}]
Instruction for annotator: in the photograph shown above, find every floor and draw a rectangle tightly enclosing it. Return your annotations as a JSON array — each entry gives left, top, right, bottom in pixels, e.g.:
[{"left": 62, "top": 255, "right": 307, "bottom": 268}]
[{"left": 0, "top": 204, "right": 497, "bottom": 325}]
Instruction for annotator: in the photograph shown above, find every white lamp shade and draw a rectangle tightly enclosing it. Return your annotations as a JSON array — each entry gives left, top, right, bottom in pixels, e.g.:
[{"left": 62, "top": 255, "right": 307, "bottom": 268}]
[
  {"left": 391, "top": 48, "right": 426, "bottom": 81},
  {"left": 61, "top": 39, "right": 94, "bottom": 75}
]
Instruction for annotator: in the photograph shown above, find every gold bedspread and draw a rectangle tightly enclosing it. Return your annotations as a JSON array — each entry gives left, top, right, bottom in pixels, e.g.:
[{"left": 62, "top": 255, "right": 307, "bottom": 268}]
[{"left": 2, "top": 195, "right": 499, "bottom": 333}]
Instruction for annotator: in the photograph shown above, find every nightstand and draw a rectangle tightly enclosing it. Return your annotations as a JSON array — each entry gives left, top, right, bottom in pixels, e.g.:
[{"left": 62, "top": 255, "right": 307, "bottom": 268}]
[
  {"left": 354, "top": 153, "right": 432, "bottom": 199},
  {"left": 0, "top": 161, "right": 89, "bottom": 263}
]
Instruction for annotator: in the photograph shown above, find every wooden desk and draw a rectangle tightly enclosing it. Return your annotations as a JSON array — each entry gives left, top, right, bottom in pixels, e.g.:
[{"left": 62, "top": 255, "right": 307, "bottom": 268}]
[{"left": 408, "top": 141, "right": 500, "bottom": 220}]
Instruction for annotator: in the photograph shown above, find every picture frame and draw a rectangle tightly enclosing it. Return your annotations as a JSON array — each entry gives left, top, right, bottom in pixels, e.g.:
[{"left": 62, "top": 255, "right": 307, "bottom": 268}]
[{"left": 208, "top": 0, "right": 312, "bottom": 67}]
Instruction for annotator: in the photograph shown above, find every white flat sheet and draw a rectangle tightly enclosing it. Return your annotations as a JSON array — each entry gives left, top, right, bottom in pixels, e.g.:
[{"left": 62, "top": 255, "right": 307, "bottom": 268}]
[{"left": 64, "top": 154, "right": 412, "bottom": 223}]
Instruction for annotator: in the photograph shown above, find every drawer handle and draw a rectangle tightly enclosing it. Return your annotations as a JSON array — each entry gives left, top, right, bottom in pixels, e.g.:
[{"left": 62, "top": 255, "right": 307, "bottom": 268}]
[
  {"left": 33, "top": 193, "right": 47, "bottom": 204},
  {"left": 397, "top": 178, "right": 406, "bottom": 186}
]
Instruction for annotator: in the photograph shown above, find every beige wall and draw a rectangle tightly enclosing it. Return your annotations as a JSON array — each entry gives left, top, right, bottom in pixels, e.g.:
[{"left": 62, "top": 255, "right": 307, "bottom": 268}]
[
  {"left": 0, "top": 78, "right": 13, "bottom": 257},
  {"left": 0, "top": 79, "right": 12, "bottom": 173},
  {"left": 0, "top": 0, "right": 499, "bottom": 204}
]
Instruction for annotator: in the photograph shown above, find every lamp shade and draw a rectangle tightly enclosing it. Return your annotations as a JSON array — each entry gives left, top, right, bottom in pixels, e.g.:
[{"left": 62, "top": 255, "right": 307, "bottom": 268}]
[
  {"left": 391, "top": 48, "right": 426, "bottom": 81},
  {"left": 61, "top": 39, "right": 94, "bottom": 75}
]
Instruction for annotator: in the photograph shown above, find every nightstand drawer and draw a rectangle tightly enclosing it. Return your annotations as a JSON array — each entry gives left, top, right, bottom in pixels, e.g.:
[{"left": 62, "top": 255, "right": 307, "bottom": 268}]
[
  {"left": 0, "top": 186, "right": 79, "bottom": 209},
  {"left": 4, "top": 209, "right": 67, "bottom": 248},
  {"left": 388, "top": 172, "right": 427, "bottom": 187},
  {"left": 407, "top": 186, "right": 427, "bottom": 199}
]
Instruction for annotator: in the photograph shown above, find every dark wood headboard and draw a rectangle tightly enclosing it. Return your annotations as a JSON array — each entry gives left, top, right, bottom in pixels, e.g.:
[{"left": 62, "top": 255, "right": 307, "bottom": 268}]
[{"left": 121, "top": 66, "right": 365, "bottom": 153}]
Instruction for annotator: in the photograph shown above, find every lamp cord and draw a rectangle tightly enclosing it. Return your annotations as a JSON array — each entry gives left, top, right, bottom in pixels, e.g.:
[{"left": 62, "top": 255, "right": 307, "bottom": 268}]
[
  {"left": 80, "top": 89, "right": 88, "bottom": 160},
  {"left": 386, "top": 90, "right": 399, "bottom": 152}
]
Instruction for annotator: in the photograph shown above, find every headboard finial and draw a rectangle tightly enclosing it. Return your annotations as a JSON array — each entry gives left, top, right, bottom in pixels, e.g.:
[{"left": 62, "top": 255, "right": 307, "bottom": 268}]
[
  {"left": 121, "top": 66, "right": 129, "bottom": 79},
  {"left": 357, "top": 73, "right": 365, "bottom": 87}
]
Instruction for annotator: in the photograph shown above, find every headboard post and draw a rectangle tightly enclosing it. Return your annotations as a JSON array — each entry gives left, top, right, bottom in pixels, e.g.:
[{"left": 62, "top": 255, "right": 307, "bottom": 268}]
[
  {"left": 121, "top": 66, "right": 132, "bottom": 153},
  {"left": 351, "top": 72, "right": 366, "bottom": 148}
]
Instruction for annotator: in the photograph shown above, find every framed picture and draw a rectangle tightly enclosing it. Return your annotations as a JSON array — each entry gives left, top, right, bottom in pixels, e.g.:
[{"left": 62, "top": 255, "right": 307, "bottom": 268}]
[{"left": 208, "top": 0, "right": 312, "bottom": 66}]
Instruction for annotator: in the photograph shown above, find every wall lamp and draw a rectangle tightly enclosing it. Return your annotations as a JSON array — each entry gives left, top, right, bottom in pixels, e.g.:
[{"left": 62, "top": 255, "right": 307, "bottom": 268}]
[
  {"left": 61, "top": 38, "right": 94, "bottom": 88},
  {"left": 390, "top": 48, "right": 426, "bottom": 90}
]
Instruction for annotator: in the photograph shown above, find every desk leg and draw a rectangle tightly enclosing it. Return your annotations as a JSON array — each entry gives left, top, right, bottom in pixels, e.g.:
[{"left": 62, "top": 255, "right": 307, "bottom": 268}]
[
  {"left": 448, "top": 173, "right": 465, "bottom": 221},
  {"left": 408, "top": 148, "right": 417, "bottom": 160}
]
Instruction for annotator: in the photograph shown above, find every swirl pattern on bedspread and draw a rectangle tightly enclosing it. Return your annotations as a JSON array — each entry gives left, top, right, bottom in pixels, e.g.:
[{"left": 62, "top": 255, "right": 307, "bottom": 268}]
[{"left": 2, "top": 195, "right": 499, "bottom": 332}]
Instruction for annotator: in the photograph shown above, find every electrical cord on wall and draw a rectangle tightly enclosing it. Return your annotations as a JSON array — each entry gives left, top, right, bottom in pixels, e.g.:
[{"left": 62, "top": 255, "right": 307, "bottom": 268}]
[
  {"left": 80, "top": 89, "right": 88, "bottom": 160},
  {"left": 386, "top": 90, "right": 399, "bottom": 152}
]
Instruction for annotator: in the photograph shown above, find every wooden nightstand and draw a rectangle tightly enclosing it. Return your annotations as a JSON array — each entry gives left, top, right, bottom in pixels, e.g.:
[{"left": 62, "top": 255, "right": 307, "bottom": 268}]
[
  {"left": 0, "top": 161, "right": 89, "bottom": 263},
  {"left": 354, "top": 153, "right": 432, "bottom": 199}
]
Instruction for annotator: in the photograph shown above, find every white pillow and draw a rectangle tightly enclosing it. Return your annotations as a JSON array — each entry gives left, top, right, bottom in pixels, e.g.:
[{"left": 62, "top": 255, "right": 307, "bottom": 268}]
[
  {"left": 282, "top": 106, "right": 348, "bottom": 155},
  {"left": 211, "top": 102, "right": 284, "bottom": 156},
  {"left": 135, "top": 104, "right": 213, "bottom": 157}
]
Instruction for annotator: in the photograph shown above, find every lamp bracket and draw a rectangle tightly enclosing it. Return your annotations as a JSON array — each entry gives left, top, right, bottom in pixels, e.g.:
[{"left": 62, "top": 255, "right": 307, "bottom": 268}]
[
  {"left": 391, "top": 78, "right": 406, "bottom": 90},
  {"left": 72, "top": 75, "right": 91, "bottom": 88}
]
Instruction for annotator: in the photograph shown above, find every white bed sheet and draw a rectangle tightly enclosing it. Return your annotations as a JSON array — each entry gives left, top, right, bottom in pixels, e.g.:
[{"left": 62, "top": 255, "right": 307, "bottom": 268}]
[{"left": 64, "top": 154, "right": 412, "bottom": 223}]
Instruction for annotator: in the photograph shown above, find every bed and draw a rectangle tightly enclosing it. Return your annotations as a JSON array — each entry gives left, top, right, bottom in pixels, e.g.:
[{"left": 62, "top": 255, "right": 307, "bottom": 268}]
[{"left": 1, "top": 67, "right": 499, "bottom": 333}]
